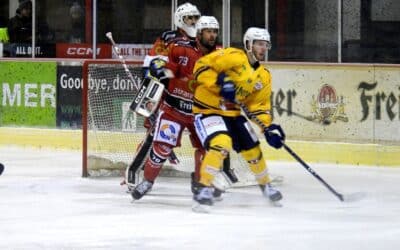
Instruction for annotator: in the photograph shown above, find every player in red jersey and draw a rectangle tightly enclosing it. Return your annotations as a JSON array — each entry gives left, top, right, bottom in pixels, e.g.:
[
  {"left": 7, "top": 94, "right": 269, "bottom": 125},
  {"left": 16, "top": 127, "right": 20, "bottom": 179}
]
[
  {"left": 131, "top": 16, "right": 220, "bottom": 200},
  {"left": 143, "top": 2, "right": 201, "bottom": 76},
  {"left": 142, "top": 2, "right": 200, "bottom": 129},
  {"left": 123, "top": 3, "right": 201, "bottom": 189}
]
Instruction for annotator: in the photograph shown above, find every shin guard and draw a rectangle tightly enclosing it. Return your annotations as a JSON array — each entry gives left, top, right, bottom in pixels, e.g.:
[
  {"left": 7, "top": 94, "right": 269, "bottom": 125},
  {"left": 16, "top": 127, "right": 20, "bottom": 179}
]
[
  {"left": 199, "top": 134, "right": 232, "bottom": 186},
  {"left": 143, "top": 143, "right": 170, "bottom": 182},
  {"left": 240, "top": 146, "right": 271, "bottom": 185}
]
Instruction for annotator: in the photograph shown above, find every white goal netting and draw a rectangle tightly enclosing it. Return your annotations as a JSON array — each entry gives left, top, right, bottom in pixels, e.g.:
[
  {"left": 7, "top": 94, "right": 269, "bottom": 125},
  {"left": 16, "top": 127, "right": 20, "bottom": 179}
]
[{"left": 82, "top": 60, "right": 257, "bottom": 187}]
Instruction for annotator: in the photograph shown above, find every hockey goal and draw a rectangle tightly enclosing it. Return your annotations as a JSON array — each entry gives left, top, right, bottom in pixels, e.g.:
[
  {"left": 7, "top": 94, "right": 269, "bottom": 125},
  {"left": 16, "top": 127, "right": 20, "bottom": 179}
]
[{"left": 82, "top": 60, "right": 256, "bottom": 187}]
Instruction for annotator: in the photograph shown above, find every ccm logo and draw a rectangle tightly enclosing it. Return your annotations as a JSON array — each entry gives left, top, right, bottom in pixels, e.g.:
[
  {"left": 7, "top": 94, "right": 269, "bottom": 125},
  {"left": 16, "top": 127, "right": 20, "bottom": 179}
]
[
  {"left": 66, "top": 47, "right": 101, "bottom": 55},
  {"left": 135, "top": 86, "right": 147, "bottom": 103}
]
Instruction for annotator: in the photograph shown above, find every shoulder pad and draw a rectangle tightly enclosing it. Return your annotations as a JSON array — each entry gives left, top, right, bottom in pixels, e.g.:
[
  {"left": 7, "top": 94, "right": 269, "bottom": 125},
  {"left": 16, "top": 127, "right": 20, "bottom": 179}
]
[
  {"left": 161, "top": 30, "right": 180, "bottom": 42},
  {"left": 224, "top": 48, "right": 246, "bottom": 57},
  {"left": 174, "top": 39, "right": 195, "bottom": 48}
]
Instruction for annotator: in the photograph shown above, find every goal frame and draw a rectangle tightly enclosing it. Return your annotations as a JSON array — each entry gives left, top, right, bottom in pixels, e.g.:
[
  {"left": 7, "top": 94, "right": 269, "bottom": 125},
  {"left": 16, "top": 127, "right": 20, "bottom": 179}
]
[
  {"left": 80, "top": 59, "right": 259, "bottom": 189},
  {"left": 81, "top": 59, "right": 143, "bottom": 177}
]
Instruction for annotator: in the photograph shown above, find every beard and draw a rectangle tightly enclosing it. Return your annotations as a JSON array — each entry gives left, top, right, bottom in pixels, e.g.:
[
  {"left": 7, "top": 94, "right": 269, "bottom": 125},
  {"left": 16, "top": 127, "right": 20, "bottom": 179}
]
[{"left": 200, "top": 38, "right": 216, "bottom": 50}]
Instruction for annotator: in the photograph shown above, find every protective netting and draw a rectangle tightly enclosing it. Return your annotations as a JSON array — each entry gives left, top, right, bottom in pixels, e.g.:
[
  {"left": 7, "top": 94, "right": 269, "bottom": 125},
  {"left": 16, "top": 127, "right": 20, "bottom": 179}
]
[
  {"left": 84, "top": 62, "right": 142, "bottom": 176},
  {"left": 83, "top": 61, "right": 257, "bottom": 186}
]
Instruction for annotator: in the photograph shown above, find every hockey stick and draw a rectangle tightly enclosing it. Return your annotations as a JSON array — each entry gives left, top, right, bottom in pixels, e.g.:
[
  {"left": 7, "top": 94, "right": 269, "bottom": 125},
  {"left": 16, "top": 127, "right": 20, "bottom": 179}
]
[
  {"left": 107, "top": 32, "right": 164, "bottom": 118},
  {"left": 106, "top": 32, "right": 140, "bottom": 90},
  {"left": 107, "top": 31, "right": 152, "bottom": 187},
  {"left": 222, "top": 155, "right": 239, "bottom": 183},
  {"left": 106, "top": 32, "right": 181, "bottom": 187},
  {"left": 237, "top": 101, "right": 365, "bottom": 202},
  {"left": 125, "top": 131, "right": 154, "bottom": 187}
]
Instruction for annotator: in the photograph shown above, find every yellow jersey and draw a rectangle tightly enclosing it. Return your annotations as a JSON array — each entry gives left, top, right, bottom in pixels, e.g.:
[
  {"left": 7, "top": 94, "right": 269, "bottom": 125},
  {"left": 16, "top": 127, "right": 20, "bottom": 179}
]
[{"left": 193, "top": 47, "right": 273, "bottom": 128}]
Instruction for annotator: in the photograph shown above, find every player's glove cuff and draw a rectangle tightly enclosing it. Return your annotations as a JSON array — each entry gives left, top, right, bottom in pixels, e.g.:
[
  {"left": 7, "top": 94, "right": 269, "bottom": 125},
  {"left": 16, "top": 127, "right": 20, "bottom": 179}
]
[
  {"left": 264, "top": 124, "right": 285, "bottom": 149},
  {"left": 217, "top": 73, "right": 236, "bottom": 103}
]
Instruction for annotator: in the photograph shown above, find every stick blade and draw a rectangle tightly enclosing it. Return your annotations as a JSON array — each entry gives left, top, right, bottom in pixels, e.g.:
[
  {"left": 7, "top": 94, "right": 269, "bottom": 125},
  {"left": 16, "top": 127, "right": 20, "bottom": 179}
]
[{"left": 342, "top": 192, "right": 367, "bottom": 202}]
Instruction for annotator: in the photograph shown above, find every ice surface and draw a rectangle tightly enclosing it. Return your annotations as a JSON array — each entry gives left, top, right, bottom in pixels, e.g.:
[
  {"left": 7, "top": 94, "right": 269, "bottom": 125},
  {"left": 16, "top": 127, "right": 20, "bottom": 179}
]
[{"left": 1, "top": 146, "right": 400, "bottom": 250}]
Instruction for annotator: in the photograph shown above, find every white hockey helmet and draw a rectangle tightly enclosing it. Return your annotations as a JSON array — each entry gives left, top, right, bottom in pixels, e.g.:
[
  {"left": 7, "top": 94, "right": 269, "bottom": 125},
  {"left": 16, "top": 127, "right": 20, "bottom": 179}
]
[
  {"left": 196, "top": 16, "right": 219, "bottom": 33},
  {"left": 243, "top": 27, "right": 271, "bottom": 52},
  {"left": 174, "top": 2, "right": 201, "bottom": 38}
]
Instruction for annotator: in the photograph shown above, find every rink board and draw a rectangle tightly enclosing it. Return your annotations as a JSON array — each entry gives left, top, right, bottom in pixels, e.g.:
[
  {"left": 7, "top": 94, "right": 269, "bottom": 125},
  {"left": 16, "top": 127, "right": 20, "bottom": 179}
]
[{"left": 1, "top": 127, "right": 399, "bottom": 167}]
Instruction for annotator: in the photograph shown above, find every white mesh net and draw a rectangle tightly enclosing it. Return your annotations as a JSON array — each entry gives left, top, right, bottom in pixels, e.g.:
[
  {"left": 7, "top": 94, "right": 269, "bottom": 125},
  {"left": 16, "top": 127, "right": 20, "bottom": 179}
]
[{"left": 83, "top": 61, "right": 257, "bottom": 187}]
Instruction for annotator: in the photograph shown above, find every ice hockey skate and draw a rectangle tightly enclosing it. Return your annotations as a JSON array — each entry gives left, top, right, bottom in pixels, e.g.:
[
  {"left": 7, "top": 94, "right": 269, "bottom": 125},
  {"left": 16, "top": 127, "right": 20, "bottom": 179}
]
[
  {"left": 131, "top": 179, "right": 153, "bottom": 200},
  {"left": 260, "top": 183, "right": 283, "bottom": 207},
  {"left": 211, "top": 187, "right": 223, "bottom": 201},
  {"left": 191, "top": 172, "right": 224, "bottom": 201},
  {"left": 192, "top": 185, "right": 214, "bottom": 213}
]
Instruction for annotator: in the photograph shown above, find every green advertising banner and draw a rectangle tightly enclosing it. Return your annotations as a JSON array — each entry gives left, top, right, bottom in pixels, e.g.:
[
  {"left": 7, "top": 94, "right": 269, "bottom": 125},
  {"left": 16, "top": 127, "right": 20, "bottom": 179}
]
[{"left": 0, "top": 61, "right": 57, "bottom": 127}]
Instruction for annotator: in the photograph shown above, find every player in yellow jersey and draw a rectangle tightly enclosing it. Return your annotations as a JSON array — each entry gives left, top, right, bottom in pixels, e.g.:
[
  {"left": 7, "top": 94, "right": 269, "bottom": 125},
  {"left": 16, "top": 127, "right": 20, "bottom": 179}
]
[{"left": 192, "top": 27, "right": 285, "bottom": 212}]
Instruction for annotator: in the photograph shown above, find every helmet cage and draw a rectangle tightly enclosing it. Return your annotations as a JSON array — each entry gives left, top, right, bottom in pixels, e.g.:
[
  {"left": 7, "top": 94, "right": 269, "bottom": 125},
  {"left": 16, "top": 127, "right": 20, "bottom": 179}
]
[{"left": 174, "top": 3, "right": 201, "bottom": 38}]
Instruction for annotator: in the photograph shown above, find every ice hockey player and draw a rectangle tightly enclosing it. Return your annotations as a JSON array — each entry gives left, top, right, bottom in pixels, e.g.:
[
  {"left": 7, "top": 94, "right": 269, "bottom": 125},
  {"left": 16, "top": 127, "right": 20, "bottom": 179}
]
[
  {"left": 141, "top": 2, "right": 201, "bottom": 137},
  {"left": 143, "top": 2, "right": 201, "bottom": 70},
  {"left": 131, "top": 16, "right": 221, "bottom": 200},
  {"left": 191, "top": 27, "right": 285, "bottom": 212},
  {"left": 123, "top": 2, "right": 201, "bottom": 188}
]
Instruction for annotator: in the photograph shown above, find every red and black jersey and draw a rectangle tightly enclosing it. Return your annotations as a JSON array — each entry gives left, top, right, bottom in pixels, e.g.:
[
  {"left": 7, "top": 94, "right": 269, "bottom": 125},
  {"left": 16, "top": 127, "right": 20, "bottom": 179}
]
[
  {"left": 162, "top": 40, "right": 209, "bottom": 115},
  {"left": 148, "top": 30, "right": 191, "bottom": 56}
]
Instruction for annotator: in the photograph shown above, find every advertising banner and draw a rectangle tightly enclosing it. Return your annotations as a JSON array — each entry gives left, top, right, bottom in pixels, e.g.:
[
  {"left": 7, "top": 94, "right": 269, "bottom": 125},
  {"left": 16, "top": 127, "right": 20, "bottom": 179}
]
[
  {"left": 121, "top": 101, "right": 138, "bottom": 132},
  {"left": 85, "top": 63, "right": 143, "bottom": 131},
  {"left": 56, "top": 65, "right": 83, "bottom": 128},
  {"left": 7, "top": 43, "right": 56, "bottom": 57},
  {"left": 0, "top": 61, "right": 57, "bottom": 127},
  {"left": 56, "top": 63, "right": 142, "bottom": 130},
  {"left": 267, "top": 64, "right": 400, "bottom": 144},
  {"left": 112, "top": 44, "right": 152, "bottom": 60},
  {"left": 370, "top": 66, "right": 400, "bottom": 142},
  {"left": 56, "top": 43, "right": 111, "bottom": 58}
]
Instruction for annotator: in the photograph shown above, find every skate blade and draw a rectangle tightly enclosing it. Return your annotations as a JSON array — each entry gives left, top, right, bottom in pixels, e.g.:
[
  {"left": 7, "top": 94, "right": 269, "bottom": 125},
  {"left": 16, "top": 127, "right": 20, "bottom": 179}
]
[
  {"left": 213, "top": 196, "right": 223, "bottom": 202},
  {"left": 269, "top": 200, "right": 283, "bottom": 207},
  {"left": 125, "top": 184, "right": 135, "bottom": 194},
  {"left": 130, "top": 195, "right": 141, "bottom": 202},
  {"left": 192, "top": 201, "right": 211, "bottom": 213}
]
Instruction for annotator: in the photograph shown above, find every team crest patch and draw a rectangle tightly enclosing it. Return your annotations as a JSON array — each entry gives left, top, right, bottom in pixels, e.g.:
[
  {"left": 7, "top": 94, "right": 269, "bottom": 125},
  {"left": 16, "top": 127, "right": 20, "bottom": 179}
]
[
  {"left": 156, "top": 120, "right": 180, "bottom": 145},
  {"left": 254, "top": 82, "right": 263, "bottom": 90}
]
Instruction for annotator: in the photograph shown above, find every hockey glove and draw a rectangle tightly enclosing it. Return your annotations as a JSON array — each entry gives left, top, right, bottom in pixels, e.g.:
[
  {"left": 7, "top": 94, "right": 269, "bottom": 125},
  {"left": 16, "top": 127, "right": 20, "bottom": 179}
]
[
  {"left": 148, "top": 58, "right": 169, "bottom": 82},
  {"left": 264, "top": 124, "right": 285, "bottom": 149},
  {"left": 217, "top": 73, "right": 236, "bottom": 103}
]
